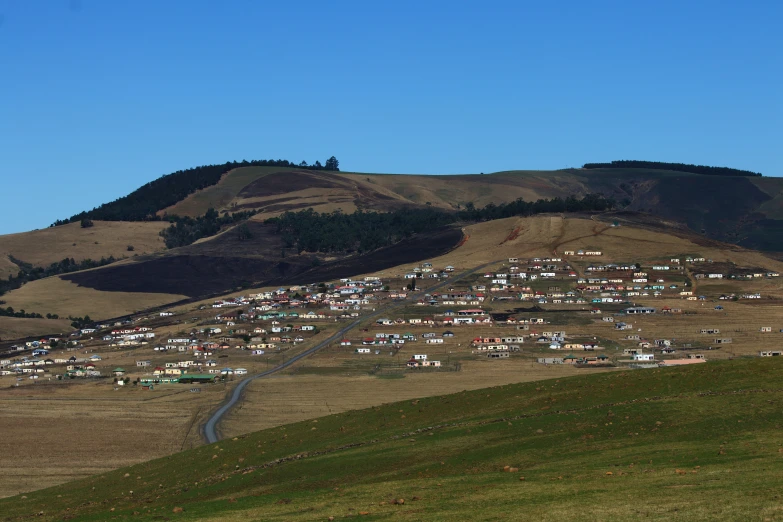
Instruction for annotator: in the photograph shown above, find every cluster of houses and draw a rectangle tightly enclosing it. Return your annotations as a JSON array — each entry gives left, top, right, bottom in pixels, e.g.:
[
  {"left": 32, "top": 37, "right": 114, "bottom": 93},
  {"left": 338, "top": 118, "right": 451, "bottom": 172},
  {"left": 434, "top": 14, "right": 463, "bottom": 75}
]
[
  {"left": 464, "top": 254, "right": 779, "bottom": 306},
  {"left": 0, "top": 353, "right": 105, "bottom": 379},
  {"left": 403, "top": 262, "right": 456, "bottom": 280},
  {"left": 405, "top": 353, "right": 442, "bottom": 368},
  {"left": 205, "top": 277, "right": 389, "bottom": 317},
  {"left": 562, "top": 250, "right": 602, "bottom": 256},
  {"left": 537, "top": 354, "right": 611, "bottom": 365}
]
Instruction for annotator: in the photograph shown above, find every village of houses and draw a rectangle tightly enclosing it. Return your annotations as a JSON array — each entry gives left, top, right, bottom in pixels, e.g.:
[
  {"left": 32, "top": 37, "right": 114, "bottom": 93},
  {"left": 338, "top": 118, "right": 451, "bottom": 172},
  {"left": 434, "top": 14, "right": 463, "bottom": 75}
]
[{"left": 1, "top": 250, "right": 782, "bottom": 391}]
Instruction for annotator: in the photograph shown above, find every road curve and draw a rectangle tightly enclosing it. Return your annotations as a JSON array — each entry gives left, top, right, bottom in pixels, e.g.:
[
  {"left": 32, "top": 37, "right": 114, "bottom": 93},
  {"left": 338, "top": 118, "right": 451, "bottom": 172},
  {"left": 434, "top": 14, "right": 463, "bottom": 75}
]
[{"left": 202, "top": 258, "right": 500, "bottom": 444}]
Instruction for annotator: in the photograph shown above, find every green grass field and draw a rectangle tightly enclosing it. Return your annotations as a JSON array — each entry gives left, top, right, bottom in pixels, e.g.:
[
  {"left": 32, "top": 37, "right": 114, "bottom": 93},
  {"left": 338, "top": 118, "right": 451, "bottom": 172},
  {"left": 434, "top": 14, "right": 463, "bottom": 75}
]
[{"left": 3, "top": 358, "right": 783, "bottom": 521}]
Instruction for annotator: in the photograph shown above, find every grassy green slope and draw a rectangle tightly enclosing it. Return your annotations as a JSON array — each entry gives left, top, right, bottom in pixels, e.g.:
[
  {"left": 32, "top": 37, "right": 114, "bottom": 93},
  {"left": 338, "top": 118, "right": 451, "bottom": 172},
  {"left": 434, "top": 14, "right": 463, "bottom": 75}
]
[{"left": 4, "top": 358, "right": 783, "bottom": 521}]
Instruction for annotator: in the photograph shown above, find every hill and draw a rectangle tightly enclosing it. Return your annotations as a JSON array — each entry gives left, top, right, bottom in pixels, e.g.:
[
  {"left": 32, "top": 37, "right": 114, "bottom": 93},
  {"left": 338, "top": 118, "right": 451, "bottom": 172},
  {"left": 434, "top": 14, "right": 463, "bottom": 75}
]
[
  {"left": 1, "top": 357, "right": 781, "bottom": 520},
  {"left": 3, "top": 212, "right": 782, "bottom": 326},
  {"left": 2, "top": 161, "right": 782, "bottom": 336},
  {"left": 160, "top": 167, "right": 783, "bottom": 252},
  {"left": 44, "top": 161, "right": 783, "bottom": 252},
  {"left": 0, "top": 221, "right": 168, "bottom": 271}
]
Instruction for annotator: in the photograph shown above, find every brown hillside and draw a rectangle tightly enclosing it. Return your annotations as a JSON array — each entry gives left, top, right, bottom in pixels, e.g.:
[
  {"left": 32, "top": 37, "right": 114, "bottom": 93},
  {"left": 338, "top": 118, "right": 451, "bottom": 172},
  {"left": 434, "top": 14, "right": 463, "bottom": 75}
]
[
  {"left": 0, "top": 255, "right": 19, "bottom": 280},
  {"left": 1, "top": 277, "right": 187, "bottom": 320},
  {"left": 0, "top": 221, "right": 168, "bottom": 268},
  {"left": 0, "top": 316, "right": 72, "bottom": 340}
]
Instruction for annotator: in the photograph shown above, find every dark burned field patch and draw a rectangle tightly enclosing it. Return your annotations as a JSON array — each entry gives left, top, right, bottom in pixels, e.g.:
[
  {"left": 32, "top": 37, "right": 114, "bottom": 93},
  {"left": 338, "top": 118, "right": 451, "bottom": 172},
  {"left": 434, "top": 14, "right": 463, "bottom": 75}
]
[
  {"left": 61, "top": 255, "right": 305, "bottom": 297},
  {"left": 60, "top": 226, "right": 464, "bottom": 299},
  {"left": 238, "top": 170, "right": 345, "bottom": 198},
  {"left": 269, "top": 226, "right": 464, "bottom": 285}
]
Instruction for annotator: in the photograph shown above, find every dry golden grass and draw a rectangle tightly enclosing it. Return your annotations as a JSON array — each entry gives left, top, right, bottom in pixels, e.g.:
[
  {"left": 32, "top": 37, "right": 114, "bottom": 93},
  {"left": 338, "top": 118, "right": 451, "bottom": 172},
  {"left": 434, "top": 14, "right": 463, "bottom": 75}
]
[
  {"left": 359, "top": 215, "right": 569, "bottom": 278},
  {"left": 220, "top": 359, "right": 584, "bottom": 438},
  {"left": 0, "top": 381, "right": 222, "bottom": 498},
  {"left": 574, "top": 298, "right": 783, "bottom": 358},
  {"left": 0, "top": 254, "right": 20, "bottom": 279},
  {"left": 158, "top": 168, "right": 593, "bottom": 220},
  {"left": 0, "top": 221, "right": 167, "bottom": 267},
  {"left": 1, "top": 277, "right": 187, "bottom": 320},
  {"left": 376, "top": 215, "right": 783, "bottom": 278},
  {"left": 0, "top": 317, "right": 72, "bottom": 340},
  {"left": 160, "top": 167, "right": 285, "bottom": 217},
  {"left": 338, "top": 171, "right": 589, "bottom": 209}
]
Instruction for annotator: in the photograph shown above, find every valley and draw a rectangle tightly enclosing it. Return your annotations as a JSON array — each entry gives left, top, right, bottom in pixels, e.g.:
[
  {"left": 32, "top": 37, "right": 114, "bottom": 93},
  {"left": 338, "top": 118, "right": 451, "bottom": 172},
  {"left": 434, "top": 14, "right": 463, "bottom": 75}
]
[{"left": 1, "top": 212, "right": 782, "bottom": 506}]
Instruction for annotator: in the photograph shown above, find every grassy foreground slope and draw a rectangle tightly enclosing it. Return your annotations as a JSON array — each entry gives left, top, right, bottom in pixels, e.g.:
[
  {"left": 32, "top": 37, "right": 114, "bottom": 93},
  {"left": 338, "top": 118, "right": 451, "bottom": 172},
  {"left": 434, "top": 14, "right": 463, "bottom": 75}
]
[{"left": 3, "top": 358, "right": 783, "bottom": 521}]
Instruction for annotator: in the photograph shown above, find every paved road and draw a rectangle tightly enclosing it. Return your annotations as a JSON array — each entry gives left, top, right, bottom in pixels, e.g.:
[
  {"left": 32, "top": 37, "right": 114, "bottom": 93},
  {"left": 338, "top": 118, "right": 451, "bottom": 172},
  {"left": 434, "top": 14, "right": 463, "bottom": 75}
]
[{"left": 202, "top": 258, "right": 500, "bottom": 444}]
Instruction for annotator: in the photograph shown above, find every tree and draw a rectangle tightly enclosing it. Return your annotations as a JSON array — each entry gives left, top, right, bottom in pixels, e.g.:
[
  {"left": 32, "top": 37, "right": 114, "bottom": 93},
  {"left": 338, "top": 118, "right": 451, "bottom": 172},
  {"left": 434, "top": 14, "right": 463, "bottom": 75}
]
[
  {"left": 127, "top": 245, "right": 135, "bottom": 251},
  {"left": 325, "top": 156, "right": 340, "bottom": 171},
  {"left": 81, "top": 218, "right": 94, "bottom": 228},
  {"left": 314, "top": 160, "right": 323, "bottom": 169},
  {"left": 237, "top": 224, "right": 252, "bottom": 241}
]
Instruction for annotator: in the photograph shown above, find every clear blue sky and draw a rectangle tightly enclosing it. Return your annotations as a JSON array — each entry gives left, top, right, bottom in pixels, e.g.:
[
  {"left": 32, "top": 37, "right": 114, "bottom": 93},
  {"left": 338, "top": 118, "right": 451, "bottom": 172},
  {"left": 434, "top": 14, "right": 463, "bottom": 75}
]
[{"left": 0, "top": 0, "right": 780, "bottom": 234}]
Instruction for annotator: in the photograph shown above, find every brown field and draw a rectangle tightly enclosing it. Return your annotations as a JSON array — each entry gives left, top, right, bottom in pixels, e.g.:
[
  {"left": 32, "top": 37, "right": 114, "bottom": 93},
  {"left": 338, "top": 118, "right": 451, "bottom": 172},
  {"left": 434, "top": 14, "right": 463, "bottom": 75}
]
[
  {"left": 0, "top": 380, "right": 223, "bottom": 498},
  {"left": 1, "top": 277, "right": 187, "bottom": 321},
  {"left": 157, "top": 168, "right": 597, "bottom": 221},
  {"left": 371, "top": 215, "right": 783, "bottom": 279},
  {"left": 2, "top": 213, "right": 783, "bottom": 500},
  {"left": 0, "top": 221, "right": 168, "bottom": 268},
  {"left": 0, "top": 254, "right": 20, "bottom": 279},
  {"left": 219, "top": 359, "right": 584, "bottom": 438},
  {"left": 160, "top": 167, "right": 282, "bottom": 217},
  {"left": 0, "top": 317, "right": 72, "bottom": 340},
  {"left": 339, "top": 170, "right": 586, "bottom": 209}
]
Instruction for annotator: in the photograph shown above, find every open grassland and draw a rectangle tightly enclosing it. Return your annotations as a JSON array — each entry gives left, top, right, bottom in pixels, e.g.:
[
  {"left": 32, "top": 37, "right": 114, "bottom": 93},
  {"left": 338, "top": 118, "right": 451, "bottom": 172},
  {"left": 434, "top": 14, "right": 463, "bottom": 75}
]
[
  {"left": 0, "top": 381, "right": 225, "bottom": 498},
  {"left": 369, "top": 214, "right": 783, "bottom": 279},
  {"left": 220, "top": 360, "right": 584, "bottom": 438},
  {"left": 1, "top": 358, "right": 782, "bottom": 520},
  {"left": 158, "top": 168, "right": 594, "bottom": 220},
  {"left": 160, "top": 167, "right": 283, "bottom": 217},
  {"left": 0, "top": 317, "right": 71, "bottom": 340},
  {"left": 340, "top": 170, "right": 589, "bottom": 210},
  {"left": 0, "top": 221, "right": 168, "bottom": 267},
  {"left": 1, "top": 277, "right": 187, "bottom": 320},
  {"left": 0, "top": 254, "right": 20, "bottom": 279}
]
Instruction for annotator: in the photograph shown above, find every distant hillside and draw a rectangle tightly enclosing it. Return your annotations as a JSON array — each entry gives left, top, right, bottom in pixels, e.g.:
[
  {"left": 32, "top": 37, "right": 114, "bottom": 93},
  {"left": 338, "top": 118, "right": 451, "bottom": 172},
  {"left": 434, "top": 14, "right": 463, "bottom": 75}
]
[
  {"left": 2, "top": 358, "right": 781, "bottom": 520},
  {"left": 53, "top": 157, "right": 340, "bottom": 224},
  {"left": 583, "top": 160, "right": 762, "bottom": 177},
  {"left": 40, "top": 159, "right": 783, "bottom": 254}
]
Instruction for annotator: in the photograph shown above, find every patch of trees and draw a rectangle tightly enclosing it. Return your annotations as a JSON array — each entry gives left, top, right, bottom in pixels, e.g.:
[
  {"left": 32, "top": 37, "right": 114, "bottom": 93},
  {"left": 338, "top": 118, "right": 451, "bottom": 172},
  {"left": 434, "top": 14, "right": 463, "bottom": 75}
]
[
  {"left": 582, "top": 160, "right": 761, "bottom": 177},
  {"left": 0, "top": 306, "right": 44, "bottom": 319},
  {"left": 268, "top": 208, "right": 457, "bottom": 254},
  {"left": 456, "top": 194, "right": 615, "bottom": 221},
  {"left": 0, "top": 256, "right": 119, "bottom": 298},
  {"left": 159, "top": 208, "right": 258, "bottom": 248},
  {"left": 268, "top": 194, "right": 616, "bottom": 254},
  {"left": 52, "top": 157, "right": 341, "bottom": 225},
  {"left": 68, "top": 315, "right": 93, "bottom": 329}
]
